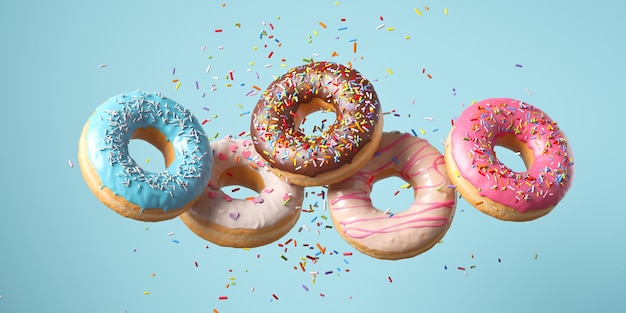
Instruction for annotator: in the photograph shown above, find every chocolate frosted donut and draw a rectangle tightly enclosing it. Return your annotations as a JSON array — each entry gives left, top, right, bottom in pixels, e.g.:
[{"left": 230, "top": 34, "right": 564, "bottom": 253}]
[{"left": 250, "top": 61, "right": 383, "bottom": 186}]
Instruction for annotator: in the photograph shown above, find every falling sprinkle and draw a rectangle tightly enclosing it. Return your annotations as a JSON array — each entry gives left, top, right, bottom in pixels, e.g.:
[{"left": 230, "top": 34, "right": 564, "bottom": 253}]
[
  {"left": 515, "top": 64, "right": 523, "bottom": 68},
  {"left": 98, "top": 64, "right": 107, "bottom": 68},
  {"left": 525, "top": 88, "right": 533, "bottom": 95},
  {"left": 414, "top": 8, "right": 422, "bottom": 16},
  {"left": 68, "top": 160, "right": 74, "bottom": 168},
  {"left": 444, "top": 8, "right": 449, "bottom": 15}
]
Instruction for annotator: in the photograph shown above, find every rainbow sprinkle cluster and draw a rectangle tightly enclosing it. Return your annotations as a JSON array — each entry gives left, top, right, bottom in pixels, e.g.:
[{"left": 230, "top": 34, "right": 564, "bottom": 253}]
[{"left": 250, "top": 62, "right": 381, "bottom": 176}]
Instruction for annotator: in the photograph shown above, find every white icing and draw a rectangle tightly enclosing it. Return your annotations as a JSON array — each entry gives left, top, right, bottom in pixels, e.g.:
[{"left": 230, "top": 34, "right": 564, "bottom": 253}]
[
  {"left": 186, "top": 137, "right": 304, "bottom": 229},
  {"left": 328, "top": 132, "right": 456, "bottom": 256}
]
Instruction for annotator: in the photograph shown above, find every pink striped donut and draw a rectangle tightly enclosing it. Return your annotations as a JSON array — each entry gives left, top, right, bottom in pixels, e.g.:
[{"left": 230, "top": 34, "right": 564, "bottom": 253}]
[
  {"left": 444, "top": 98, "right": 574, "bottom": 221},
  {"left": 328, "top": 132, "right": 456, "bottom": 260}
]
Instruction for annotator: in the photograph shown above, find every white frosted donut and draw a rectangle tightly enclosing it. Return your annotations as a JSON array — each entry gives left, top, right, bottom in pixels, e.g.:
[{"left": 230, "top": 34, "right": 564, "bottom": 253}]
[
  {"left": 180, "top": 137, "right": 304, "bottom": 247},
  {"left": 327, "top": 132, "right": 456, "bottom": 260}
]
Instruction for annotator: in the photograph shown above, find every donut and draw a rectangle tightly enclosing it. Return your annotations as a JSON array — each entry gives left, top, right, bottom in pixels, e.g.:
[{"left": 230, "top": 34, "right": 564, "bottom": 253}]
[
  {"left": 250, "top": 61, "right": 383, "bottom": 187},
  {"left": 444, "top": 98, "right": 574, "bottom": 221},
  {"left": 180, "top": 137, "right": 304, "bottom": 247},
  {"left": 78, "top": 90, "right": 213, "bottom": 222},
  {"left": 327, "top": 132, "right": 456, "bottom": 260}
]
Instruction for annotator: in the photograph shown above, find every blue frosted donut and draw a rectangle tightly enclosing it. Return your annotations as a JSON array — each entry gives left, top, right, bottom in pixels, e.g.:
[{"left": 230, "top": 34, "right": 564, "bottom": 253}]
[{"left": 78, "top": 90, "right": 213, "bottom": 221}]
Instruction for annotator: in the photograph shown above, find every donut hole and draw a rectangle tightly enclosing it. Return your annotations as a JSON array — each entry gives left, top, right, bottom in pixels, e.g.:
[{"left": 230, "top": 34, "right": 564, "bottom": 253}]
[
  {"left": 128, "top": 127, "right": 175, "bottom": 172},
  {"left": 494, "top": 133, "right": 534, "bottom": 173},
  {"left": 217, "top": 166, "right": 264, "bottom": 199},
  {"left": 369, "top": 175, "right": 415, "bottom": 215},
  {"left": 294, "top": 98, "right": 338, "bottom": 139}
]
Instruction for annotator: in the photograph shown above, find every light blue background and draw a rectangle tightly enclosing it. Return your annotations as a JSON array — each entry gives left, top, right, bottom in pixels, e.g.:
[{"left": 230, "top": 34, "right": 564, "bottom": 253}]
[{"left": 1, "top": 0, "right": 623, "bottom": 312}]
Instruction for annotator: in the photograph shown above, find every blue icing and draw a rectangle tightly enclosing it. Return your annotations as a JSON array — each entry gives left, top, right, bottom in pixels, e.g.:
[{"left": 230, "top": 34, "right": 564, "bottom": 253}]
[{"left": 86, "top": 90, "right": 213, "bottom": 212}]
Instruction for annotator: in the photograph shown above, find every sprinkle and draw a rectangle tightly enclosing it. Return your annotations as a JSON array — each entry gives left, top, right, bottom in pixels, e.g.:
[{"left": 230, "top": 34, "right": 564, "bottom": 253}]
[
  {"left": 376, "top": 24, "right": 385, "bottom": 30},
  {"left": 172, "top": 240, "right": 180, "bottom": 244},
  {"left": 143, "top": 291, "right": 150, "bottom": 295},
  {"left": 458, "top": 267, "right": 465, "bottom": 271},
  {"left": 68, "top": 160, "right": 73, "bottom": 168},
  {"left": 195, "top": 261, "right": 199, "bottom": 267},
  {"left": 302, "top": 284, "right": 309, "bottom": 291},
  {"left": 525, "top": 88, "right": 533, "bottom": 95},
  {"left": 386, "top": 27, "right": 395, "bottom": 31},
  {"left": 280, "top": 254, "right": 288, "bottom": 261},
  {"left": 319, "top": 22, "right": 327, "bottom": 28},
  {"left": 215, "top": 29, "right": 223, "bottom": 33},
  {"left": 414, "top": 8, "right": 422, "bottom": 16},
  {"left": 353, "top": 41, "right": 357, "bottom": 53},
  {"left": 175, "top": 82, "right": 181, "bottom": 90},
  {"left": 167, "top": 232, "right": 175, "bottom": 236},
  {"left": 515, "top": 64, "right": 523, "bottom": 68},
  {"left": 272, "top": 294, "right": 279, "bottom": 300},
  {"left": 98, "top": 64, "right": 107, "bottom": 68},
  {"left": 218, "top": 296, "right": 228, "bottom": 300},
  {"left": 411, "top": 129, "right": 418, "bottom": 136},
  {"left": 316, "top": 243, "right": 326, "bottom": 254},
  {"left": 388, "top": 276, "right": 393, "bottom": 283},
  {"left": 386, "top": 68, "right": 393, "bottom": 75},
  {"left": 444, "top": 8, "right": 449, "bottom": 15},
  {"left": 268, "top": 51, "right": 274, "bottom": 58}
]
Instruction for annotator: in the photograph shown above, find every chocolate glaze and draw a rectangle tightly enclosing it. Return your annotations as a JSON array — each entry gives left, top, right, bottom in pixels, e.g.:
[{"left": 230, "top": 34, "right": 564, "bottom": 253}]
[{"left": 250, "top": 62, "right": 382, "bottom": 177}]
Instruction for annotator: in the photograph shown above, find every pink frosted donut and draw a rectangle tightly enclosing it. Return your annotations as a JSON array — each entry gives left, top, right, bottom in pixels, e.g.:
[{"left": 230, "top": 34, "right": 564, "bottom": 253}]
[
  {"left": 180, "top": 137, "right": 304, "bottom": 248},
  {"left": 444, "top": 98, "right": 574, "bottom": 221},
  {"left": 327, "top": 132, "right": 456, "bottom": 260}
]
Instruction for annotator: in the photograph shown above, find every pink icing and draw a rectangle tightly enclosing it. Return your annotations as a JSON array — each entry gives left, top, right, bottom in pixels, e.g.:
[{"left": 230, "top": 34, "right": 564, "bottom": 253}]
[
  {"left": 328, "top": 132, "right": 456, "bottom": 255},
  {"left": 449, "top": 98, "right": 574, "bottom": 212}
]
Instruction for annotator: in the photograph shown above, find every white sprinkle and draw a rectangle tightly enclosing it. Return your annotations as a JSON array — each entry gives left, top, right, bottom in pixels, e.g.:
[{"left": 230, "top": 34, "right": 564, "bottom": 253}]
[
  {"left": 68, "top": 160, "right": 74, "bottom": 168},
  {"left": 98, "top": 64, "right": 107, "bottom": 68},
  {"left": 206, "top": 65, "right": 211, "bottom": 73},
  {"left": 265, "top": 64, "right": 272, "bottom": 68},
  {"left": 376, "top": 24, "right": 385, "bottom": 30},
  {"left": 424, "top": 117, "right": 433, "bottom": 121},
  {"left": 167, "top": 232, "right": 175, "bottom": 236},
  {"left": 302, "top": 224, "right": 310, "bottom": 232},
  {"left": 383, "top": 208, "right": 391, "bottom": 214},
  {"left": 525, "top": 88, "right": 533, "bottom": 95}
]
